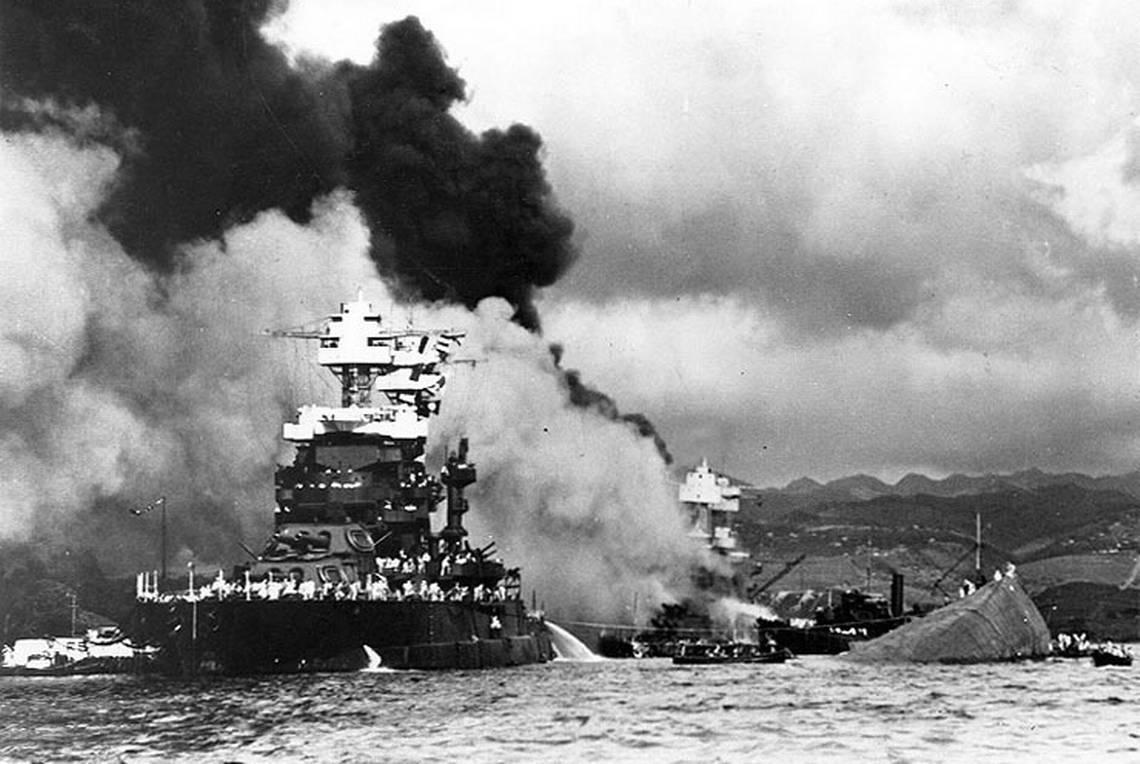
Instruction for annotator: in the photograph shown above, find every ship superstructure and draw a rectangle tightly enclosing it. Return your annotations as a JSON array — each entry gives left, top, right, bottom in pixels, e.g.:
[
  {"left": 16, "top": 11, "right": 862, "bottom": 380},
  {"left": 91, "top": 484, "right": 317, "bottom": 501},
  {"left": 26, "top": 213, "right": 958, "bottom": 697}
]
[
  {"left": 680, "top": 459, "right": 747, "bottom": 562},
  {"left": 255, "top": 296, "right": 471, "bottom": 581},
  {"left": 130, "top": 296, "right": 553, "bottom": 674}
]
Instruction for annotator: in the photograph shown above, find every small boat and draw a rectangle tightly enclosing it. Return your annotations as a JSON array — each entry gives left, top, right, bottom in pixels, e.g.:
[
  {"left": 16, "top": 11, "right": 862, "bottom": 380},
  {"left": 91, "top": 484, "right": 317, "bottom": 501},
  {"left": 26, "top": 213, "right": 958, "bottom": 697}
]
[
  {"left": 1090, "top": 646, "right": 1133, "bottom": 667},
  {"left": 672, "top": 642, "right": 794, "bottom": 665},
  {"left": 1051, "top": 633, "right": 1093, "bottom": 659},
  {"left": 0, "top": 628, "right": 148, "bottom": 676}
]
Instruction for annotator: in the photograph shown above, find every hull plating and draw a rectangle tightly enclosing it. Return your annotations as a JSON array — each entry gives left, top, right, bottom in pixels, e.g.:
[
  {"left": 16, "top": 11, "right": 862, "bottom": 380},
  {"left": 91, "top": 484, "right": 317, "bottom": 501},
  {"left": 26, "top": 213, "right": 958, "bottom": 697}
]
[{"left": 131, "top": 599, "right": 554, "bottom": 674}]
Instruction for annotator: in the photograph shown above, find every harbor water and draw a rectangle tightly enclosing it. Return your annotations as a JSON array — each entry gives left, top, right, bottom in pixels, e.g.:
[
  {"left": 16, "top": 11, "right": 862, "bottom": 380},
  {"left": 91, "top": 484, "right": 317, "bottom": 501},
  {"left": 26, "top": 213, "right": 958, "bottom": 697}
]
[{"left": 0, "top": 654, "right": 1137, "bottom": 763}]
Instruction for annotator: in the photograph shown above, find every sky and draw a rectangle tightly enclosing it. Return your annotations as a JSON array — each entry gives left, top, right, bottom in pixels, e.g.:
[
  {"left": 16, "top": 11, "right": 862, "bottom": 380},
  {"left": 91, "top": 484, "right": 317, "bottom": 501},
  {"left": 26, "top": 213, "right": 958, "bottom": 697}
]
[
  {"left": 5, "top": 1, "right": 1140, "bottom": 615},
  {"left": 264, "top": 0, "right": 1140, "bottom": 487}
]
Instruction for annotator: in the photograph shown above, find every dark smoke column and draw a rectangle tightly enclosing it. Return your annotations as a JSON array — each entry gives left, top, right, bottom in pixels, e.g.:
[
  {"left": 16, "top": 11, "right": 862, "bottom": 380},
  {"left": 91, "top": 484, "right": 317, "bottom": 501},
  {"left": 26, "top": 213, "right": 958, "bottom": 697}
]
[
  {"left": 0, "top": 0, "right": 348, "bottom": 268},
  {"left": 0, "top": 5, "right": 573, "bottom": 329},
  {"left": 343, "top": 17, "right": 576, "bottom": 330}
]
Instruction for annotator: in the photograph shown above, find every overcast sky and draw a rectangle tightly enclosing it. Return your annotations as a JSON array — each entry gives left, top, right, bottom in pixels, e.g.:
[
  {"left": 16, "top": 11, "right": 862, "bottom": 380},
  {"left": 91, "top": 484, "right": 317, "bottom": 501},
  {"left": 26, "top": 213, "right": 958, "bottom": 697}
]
[{"left": 265, "top": 0, "right": 1140, "bottom": 487}]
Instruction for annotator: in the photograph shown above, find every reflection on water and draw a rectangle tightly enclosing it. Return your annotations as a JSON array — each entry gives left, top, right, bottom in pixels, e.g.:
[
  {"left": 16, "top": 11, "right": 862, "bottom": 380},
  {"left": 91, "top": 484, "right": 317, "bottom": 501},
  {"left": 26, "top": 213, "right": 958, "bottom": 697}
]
[{"left": 0, "top": 656, "right": 1137, "bottom": 762}]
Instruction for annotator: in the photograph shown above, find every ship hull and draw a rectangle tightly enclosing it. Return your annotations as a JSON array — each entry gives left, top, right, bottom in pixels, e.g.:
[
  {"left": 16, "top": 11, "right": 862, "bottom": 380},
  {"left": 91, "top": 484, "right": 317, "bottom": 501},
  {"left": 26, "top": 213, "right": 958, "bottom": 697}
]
[
  {"left": 129, "top": 599, "right": 554, "bottom": 674},
  {"left": 844, "top": 576, "right": 1050, "bottom": 664}
]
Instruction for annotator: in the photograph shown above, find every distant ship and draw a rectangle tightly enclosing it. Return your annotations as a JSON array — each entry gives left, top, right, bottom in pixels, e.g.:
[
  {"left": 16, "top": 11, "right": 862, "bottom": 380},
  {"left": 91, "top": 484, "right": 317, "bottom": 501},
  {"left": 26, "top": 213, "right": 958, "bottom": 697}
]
[
  {"left": 587, "top": 460, "right": 754, "bottom": 657},
  {"left": 129, "top": 296, "right": 554, "bottom": 674},
  {"left": 680, "top": 459, "right": 749, "bottom": 564},
  {"left": 0, "top": 627, "right": 139, "bottom": 676},
  {"left": 755, "top": 579, "right": 912, "bottom": 655}
]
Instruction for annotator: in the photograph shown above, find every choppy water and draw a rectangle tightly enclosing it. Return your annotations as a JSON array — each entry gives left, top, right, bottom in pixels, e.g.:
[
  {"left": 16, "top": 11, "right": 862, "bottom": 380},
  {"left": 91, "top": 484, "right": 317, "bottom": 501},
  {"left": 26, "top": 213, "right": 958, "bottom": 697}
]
[{"left": 0, "top": 654, "right": 1136, "bottom": 763}]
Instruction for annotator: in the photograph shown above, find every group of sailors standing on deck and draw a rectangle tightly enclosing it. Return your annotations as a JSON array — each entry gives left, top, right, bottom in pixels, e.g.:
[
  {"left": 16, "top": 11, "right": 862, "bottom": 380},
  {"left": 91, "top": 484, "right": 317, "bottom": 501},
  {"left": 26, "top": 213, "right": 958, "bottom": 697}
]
[
  {"left": 135, "top": 565, "right": 517, "bottom": 604},
  {"left": 375, "top": 547, "right": 491, "bottom": 576},
  {"left": 958, "top": 562, "right": 1017, "bottom": 599}
]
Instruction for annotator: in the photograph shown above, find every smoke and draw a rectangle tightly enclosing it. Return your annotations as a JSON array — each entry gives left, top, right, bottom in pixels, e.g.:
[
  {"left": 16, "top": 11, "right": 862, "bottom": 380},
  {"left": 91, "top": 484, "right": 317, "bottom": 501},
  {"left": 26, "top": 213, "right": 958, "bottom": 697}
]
[
  {"left": 431, "top": 304, "right": 705, "bottom": 622},
  {"left": 0, "top": 0, "right": 347, "bottom": 266},
  {"left": 551, "top": 346, "right": 673, "bottom": 465},
  {"left": 0, "top": 122, "right": 381, "bottom": 564},
  {"left": 707, "top": 598, "right": 780, "bottom": 642},
  {"left": 0, "top": 5, "right": 693, "bottom": 623},
  {"left": 342, "top": 17, "right": 577, "bottom": 330},
  {"left": 0, "top": 3, "right": 574, "bottom": 330}
]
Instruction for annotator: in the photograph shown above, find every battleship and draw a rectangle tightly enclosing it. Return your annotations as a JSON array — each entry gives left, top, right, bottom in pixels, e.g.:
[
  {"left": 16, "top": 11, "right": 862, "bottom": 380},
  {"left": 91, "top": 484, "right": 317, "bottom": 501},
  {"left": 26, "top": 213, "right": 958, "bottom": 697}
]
[
  {"left": 579, "top": 460, "right": 755, "bottom": 657},
  {"left": 128, "top": 296, "right": 554, "bottom": 674}
]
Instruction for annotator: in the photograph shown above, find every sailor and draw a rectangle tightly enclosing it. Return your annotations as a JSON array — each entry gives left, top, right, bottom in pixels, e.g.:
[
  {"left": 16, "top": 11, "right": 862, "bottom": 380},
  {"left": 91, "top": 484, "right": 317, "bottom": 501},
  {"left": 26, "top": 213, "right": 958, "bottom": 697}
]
[
  {"left": 764, "top": 632, "right": 778, "bottom": 652},
  {"left": 490, "top": 615, "right": 502, "bottom": 638}
]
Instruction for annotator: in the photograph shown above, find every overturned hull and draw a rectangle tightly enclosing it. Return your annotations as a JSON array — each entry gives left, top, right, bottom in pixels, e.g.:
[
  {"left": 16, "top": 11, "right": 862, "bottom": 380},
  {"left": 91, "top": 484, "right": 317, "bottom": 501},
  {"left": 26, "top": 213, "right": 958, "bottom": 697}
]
[
  {"left": 131, "top": 599, "right": 553, "bottom": 674},
  {"left": 844, "top": 576, "right": 1050, "bottom": 664}
]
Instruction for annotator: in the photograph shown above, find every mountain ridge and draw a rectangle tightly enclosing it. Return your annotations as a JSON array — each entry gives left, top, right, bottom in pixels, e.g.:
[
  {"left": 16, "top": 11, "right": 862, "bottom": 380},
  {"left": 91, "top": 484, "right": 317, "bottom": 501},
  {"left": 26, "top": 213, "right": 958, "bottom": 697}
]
[{"left": 756, "top": 469, "right": 1140, "bottom": 501}]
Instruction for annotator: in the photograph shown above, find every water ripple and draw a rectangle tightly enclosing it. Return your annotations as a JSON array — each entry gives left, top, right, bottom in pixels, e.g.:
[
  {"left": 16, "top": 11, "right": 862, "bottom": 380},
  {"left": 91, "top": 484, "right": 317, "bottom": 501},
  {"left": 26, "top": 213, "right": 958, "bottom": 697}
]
[{"left": 0, "top": 656, "right": 1136, "bottom": 761}]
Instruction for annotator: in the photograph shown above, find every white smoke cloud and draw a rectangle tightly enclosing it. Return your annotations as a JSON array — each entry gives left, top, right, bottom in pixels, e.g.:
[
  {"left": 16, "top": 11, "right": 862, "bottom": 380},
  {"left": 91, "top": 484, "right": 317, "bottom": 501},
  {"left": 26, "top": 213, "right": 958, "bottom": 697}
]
[
  {"left": 0, "top": 119, "right": 708, "bottom": 624},
  {"left": 0, "top": 123, "right": 384, "bottom": 561},
  {"left": 0, "top": 132, "right": 108, "bottom": 406},
  {"left": 0, "top": 131, "right": 156, "bottom": 537},
  {"left": 430, "top": 298, "right": 708, "bottom": 622}
]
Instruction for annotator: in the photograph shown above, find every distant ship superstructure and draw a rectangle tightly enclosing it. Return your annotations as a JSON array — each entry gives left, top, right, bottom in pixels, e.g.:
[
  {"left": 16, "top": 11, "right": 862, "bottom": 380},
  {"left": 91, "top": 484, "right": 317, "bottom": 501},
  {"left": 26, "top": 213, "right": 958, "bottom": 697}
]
[
  {"left": 680, "top": 459, "right": 747, "bottom": 562},
  {"left": 130, "top": 296, "right": 553, "bottom": 673}
]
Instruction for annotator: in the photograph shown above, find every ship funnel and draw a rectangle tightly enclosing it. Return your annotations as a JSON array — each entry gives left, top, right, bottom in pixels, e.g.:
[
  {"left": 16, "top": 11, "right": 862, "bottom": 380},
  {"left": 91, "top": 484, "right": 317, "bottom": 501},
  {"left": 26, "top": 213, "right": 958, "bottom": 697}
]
[{"left": 891, "top": 572, "right": 905, "bottom": 618}]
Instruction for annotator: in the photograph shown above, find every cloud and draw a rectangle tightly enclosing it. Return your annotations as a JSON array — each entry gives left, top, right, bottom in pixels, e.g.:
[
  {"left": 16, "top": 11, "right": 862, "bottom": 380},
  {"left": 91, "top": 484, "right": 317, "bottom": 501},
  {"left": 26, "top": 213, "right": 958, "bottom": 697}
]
[
  {"left": 541, "top": 289, "right": 1140, "bottom": 486},
  {"left": 268, "top": 0, "right": 1140, "bottom": 483}
]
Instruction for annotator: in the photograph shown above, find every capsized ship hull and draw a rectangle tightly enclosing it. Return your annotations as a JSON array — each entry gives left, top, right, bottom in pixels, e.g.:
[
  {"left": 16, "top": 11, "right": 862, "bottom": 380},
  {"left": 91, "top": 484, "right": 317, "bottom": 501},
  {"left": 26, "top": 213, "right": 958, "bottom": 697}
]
[
  {"left": 132, "top": 598, "right": 553, "bottom": 674},
  {"left": 844, "top": 575, "right": 1050, "bottom": 664}
]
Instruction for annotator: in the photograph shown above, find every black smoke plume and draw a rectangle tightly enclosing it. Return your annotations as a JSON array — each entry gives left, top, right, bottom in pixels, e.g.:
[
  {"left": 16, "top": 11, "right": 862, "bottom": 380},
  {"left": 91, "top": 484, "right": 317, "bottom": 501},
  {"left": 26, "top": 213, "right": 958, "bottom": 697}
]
[
  {"left": 551, "top": 345, "right": 673, "bottom": 465},
  {"left": 0, "top": 4, "right": 574, "bottom": 328},
  {"left": 0, "top": 0, "right": 347, "bottom": 265},
  {"left": 0, "top": 3, "right": 670, "bottom": 597},
  {"left": 343, "top": 18, "right": 576, "bottom": 330}
]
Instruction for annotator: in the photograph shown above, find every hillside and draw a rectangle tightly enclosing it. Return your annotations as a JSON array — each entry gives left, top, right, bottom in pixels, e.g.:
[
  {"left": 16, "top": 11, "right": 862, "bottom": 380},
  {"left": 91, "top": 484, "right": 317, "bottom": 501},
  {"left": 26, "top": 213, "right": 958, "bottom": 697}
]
[
  {"left": 737, "top": 470, "right": 1140, "bottom": 636},
  {"left": 756, "top": 468, "right": 1140, "bottom": 502}
]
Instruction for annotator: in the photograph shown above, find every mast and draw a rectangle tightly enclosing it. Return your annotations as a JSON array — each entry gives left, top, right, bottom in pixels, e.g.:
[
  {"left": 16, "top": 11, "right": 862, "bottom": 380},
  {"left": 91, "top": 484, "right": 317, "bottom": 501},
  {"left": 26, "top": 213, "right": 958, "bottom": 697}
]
[
  {"left": 975, "top": 512, "right": 982, "bottom": 576},
  {"left": 275, "top": 296, "right": 465, "bottom": 441}
]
